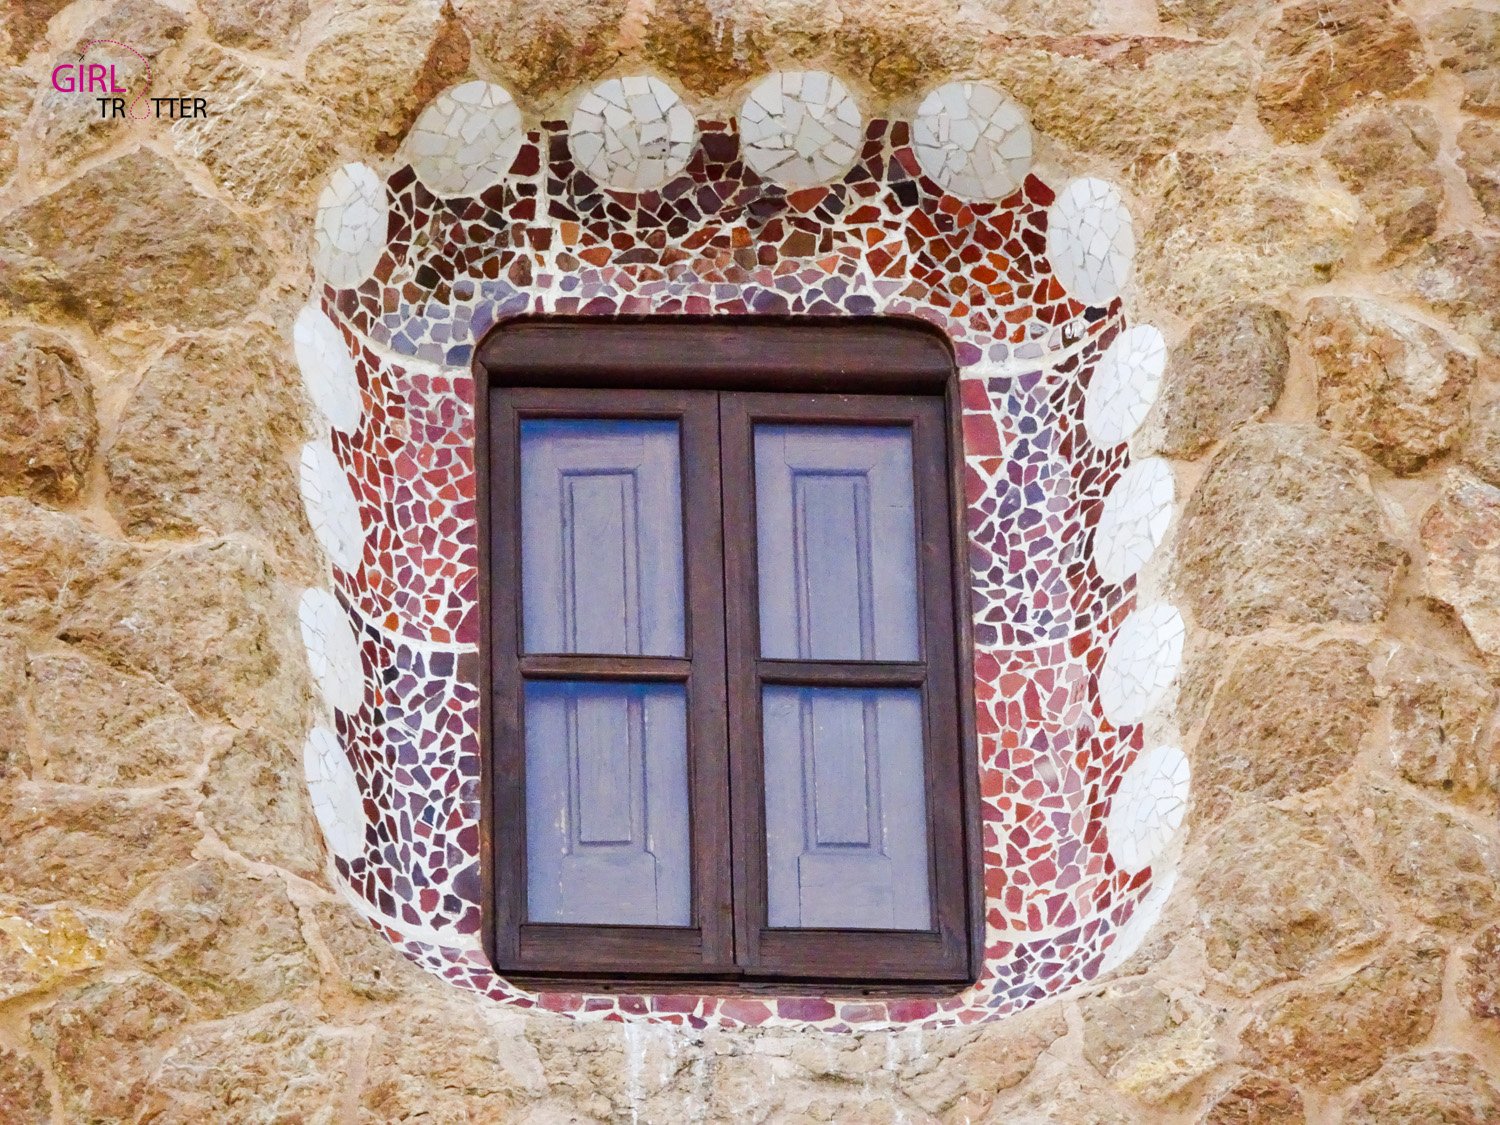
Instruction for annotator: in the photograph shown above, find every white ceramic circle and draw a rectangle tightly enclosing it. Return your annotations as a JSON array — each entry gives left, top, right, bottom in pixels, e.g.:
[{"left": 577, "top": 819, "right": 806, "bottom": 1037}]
[
  {"left": 569, "top": 76, "right": 697, "bottom": 192},
  {"left": 404, "top": 80, "right": 524, "bottom": 197},
  {"left": 299, "top": 439, "right": 364, "bottom": 572},
  {"left": 1047, "top": 177, "right": 1136, "bottom": 307},
  {"left": 292, "top": 305, "right": 362, "bottom": 435},
  {"left": 304, "top": 727, "right": 365, "bottom": 861},
  {"left": 1084, "top": 325, "right": 1167, "bottom": 448},
  {"left": 912, "top": 81, "right": 1033, "bottom": 200},
  {"left": 1106, "top": 744, "right": 1190, "bottom": 873},
  {"left": 312, "top": 163, "right": 388, "bottom": 288},
  {"left": 738, "top": 70, "right": 863, "bottom": 188},
  {"left": 298, "top": 587, "right": 364, "bottom": 715},
  {"left": 1098, "top": 867, "right": 1179, "bottom": 976},
  {"left": 1099, "top": 602, "right": 1185, "bottom": 727},
  {"left": 1094, "top": 458, "right": 1175, "bottom": 585}
]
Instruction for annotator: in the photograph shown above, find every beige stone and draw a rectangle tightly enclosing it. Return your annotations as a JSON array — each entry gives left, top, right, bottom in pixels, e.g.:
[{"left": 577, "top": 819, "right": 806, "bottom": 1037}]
[
  {"left": 640, "top": 0, "right": 776, "bottom": 96},
  {"left": 169, "top": 46, "right": 338, "bottom": 209},
  {"left": 200, "top": 0, "right": 311, "bottom": 51},
  {"left": 0, "top": 632, "right": 26, "bottom": 779},
  {"left": 1194, "top": 805, "right": 1386, "bottom": 995},
  {"left": 1305, "top": 297, "right": 1476, "bottom": 474},
  {"left": 60, "top": 539, "right": 286, "bottom": 720},
  {"left": 2, "top": 0, "right": 69, "bottom": 60},
  {"left": 360, "top": 1006, "right": 544, "bottom": 1121},
  {"left": 1255, "top": 0, "right": 1429, "bottom": 143},
  {"left": 1244, "top": 939, "right": 1444, "bottom": 1091},
  {"left": 1465, "top": 923, "right": 1500, "bottom": 1023},
  {"left": 1407, "top": 230, "right": 1500, "bottom": 353},
  {"left": 0, "top": 783, "right": 198, "bottom": 909},
  {"left": 458, "top": 0, "right": 628, "bottom": 103},
  {"left": 1432, "top": 7, "right": 1500, "bottom": 114},
  {"left": 980, "top": 1055, "right": 1136, "bottom": 1125},
  {"left": 1157, "top": 0, "right": 1265, "bottom": 37},
  {"left": 1323, "top": 104, "right": 1443, "bottom": 257},
  {"left": 309, "top": 898, "right": 422, "bottom": 1002},
  {"left": 1191, "top": 637, "right": 1373, "bottom": 818},
  {"left": 0, "top": 150, "right": 273, "bottom": 332},
  {"left": 203, "top": 727, "right": 323, "bottom": 881},
  {"left": 0, "top": 63, "right": 30, "bottom": 184},
  {"left": 0, "top": 500, "right": 137, "bottom": 632},
  {"left": 137, "top": 1002, "right": 355, "bottom": 1123},
  {"left": 106, "top": 333, "right": 306, "bottom": 555},
  {"left": 1140, "top": 152, "right": 1354, "bottom": 318},
  {"left": 1080, "top": 979, "right": 1224, "bottom": 1104},
  {"left": 1464, "top": 400, "right": 1500, "bottom": 488},
  {"left": 1360, "top": 781, "right": 1500, "bottom": 932},
  {"left": 121, "top": 859, "right": 318, "bottom": 1016},
  {"left": 895, "top": 1006, "right": 1066, "bottom": 1117},
  {"left": 1173, "top": 425, "right": 1404, "bottom": 635},
  {"left": 1380, "top": 647, "right": 1499, "bottom": 812},
  {"left": 0, "top": 897, "right": 107, "bottom": 1002},
  {"left": 0, "top": 328, "right": 95, "bottom": 503},
  {"left": 1459, "top": 121, "right": 1500, "bottom": 225},
  {"left": 1142, "top": 302, "right": 1287, "bottom": 460},
  {"left": 32, "top": 972, "right": 198, "bottom": 1121},
  {"left": 1422, "top": 470, "right": 1500, "bottom": 660},
  {"left": 306, "top": 0, "right": 470, "bottom": 155},
  {"left": 0, "top": 1047, "right": 52, "bottom": 1123},
  {"left": 1200, "top": 1073, "right": 1306, "bottom": 1124},
  {"left": 1344, "top": 1051, "right": 1500, "bottom": 1124},
  {"left": 27, "top": 650, "right": 206, "bottom": 787}
]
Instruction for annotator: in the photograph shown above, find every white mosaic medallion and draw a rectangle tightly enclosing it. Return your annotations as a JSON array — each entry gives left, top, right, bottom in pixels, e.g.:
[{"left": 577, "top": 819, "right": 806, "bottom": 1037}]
[
  {"left": 1098, "top": 602, "right": 1185, "bottom": 727},
  {"left": 292, "top": 305, "right": 362, "bottom": 435},
  {"left": 1094, "top": 457, "right": 1175, "bottom": 585},
  {"left": 912, "top": 81, "right": 1033, "bottom": 201},
  {"left": 299, "top": 439, "right": 364, "bottom": 572},
  {"left": 404, "top": 80, "right": 524, "bottom": 198},
  {"left": 1106, "top": 744, "right": 1190, "bottom": 873},
  {"left": 298, "top": 587, "right": 364, "bottom": 715},
  {"left": 304, "top": 726, "right": 365, "bottom": 861},
  {"left": 738, "top": 71, "right": 863, "bottom": 188},
  {"left": 312, "top": 163, "right": 388, "bottom": 288},
  {"left": 1098, "top": 866, "right": 1178, "bottom": 975},
  {"left": 1047, "top": 177, "right": 1135, "bottom": 307},
  {"left": 569, "top": 76, "right": 697, "bottom": 192},
  {"left": 1084, "top": 325, "right": 1167, "bottom": 448}
]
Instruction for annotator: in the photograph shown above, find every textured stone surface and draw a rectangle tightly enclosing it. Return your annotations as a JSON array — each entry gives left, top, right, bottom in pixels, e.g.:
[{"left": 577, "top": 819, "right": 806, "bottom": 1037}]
[
  {"left": 0, "top": 633, "right": 24, "bottom": 779},
  {"left": 460, "top": 0, "right": 626, "bottom": 101},
  {"left": 1194, "top": 805, "right": 1386, "bottom": 995},
  {"left": 60, "top": 540, "right": 285, "bottom": 719},
  {"left": 1200, "top": 1073, "right": 1306, "bottom": 1124},
  {"left": 1459, "top": 120, "right": 1500, "bottom": 224},
  {"left": 26, "top": 650, "right": 206, "bottom": 787},
  {"left": 1142, "top": 302, "right": 1288, "bottom": 460},
  {"left": 0, "top": 1048, "right": 52, "bottom": 1123},
  {"left": 200, "top": 0, "right": 310, "bottom": 50},
  {"left": 1422, "top": 470, "right": 1500, "bottom": 660},
  {"left": 1323, "top": 104, "right": 1443, "bottom": 256},
  {"left": 1256, "top": 0, "right": 1429, "bottom": 142},
  {"left": 1407, "top": 230, "right": 1500, "bottom": 352},
  {"left": 1465, "top": 923, "right": 1500, "bottom": 1022},
  {"left": 896, "top": 1008, "right": 1067, "bottom": 1117},
  {"left": 32, "top": 973, "right": 198, "bottom": 1121},
  {"left": 0, "top": 328, "right": 95, "bottom": 503},
  {"left": 0, "top": 500, "right": 137, "bottom": 631},
  {"left": 1344, "top": 1051, "right": 1500, "bottom": 1124},
  {"left": 1381, "top": 646, "right": 1498, "bottom": 811},
  {"left": 1079, "top": 980, "right": 1224, "bottom": 1103},
  {"left": 121, "top": 860, "right": 318, "bottom": 1016},
  {"left": 106, "top": 334, "right": 305, "bottom": 551},
  {"left": 1305, "top": 297, "right": 1477, "bottom": 473},
  {"left": 1173, "top": 425, "right": 1405, "bottom": 634},
  {"left": 309, "top": 899, "right": 415, "bottom": 1002},
  {"left": 1360, "top": 781, "right": 1500, "bottom": 931},
  {"left": 1433, "top": 7, "right": 1500, "bottom": 113},
  {"left": 0, "top": 150, "right": 272, "bottom": 331},
  {"left": 1191, "top": 638, "right": 1373, "bottom": 817},
  {"left": 0, "top": 897, "right": 107, "bottom": 1002},
  {"left": 1158, "top": 0, "right": 1263, "bottom": 37},
  {"left": 202, "top": 727, "right": 323, "bottom": 880},
  {"left": 1244, "top": 939, "right": 1444, "bottom": 1091},
  {"left": 1140, "top": 152, "right": 1354, "bottom": 316},
  {"left": 1465, "top": 400, "right": 1500, "bottom": 487}
]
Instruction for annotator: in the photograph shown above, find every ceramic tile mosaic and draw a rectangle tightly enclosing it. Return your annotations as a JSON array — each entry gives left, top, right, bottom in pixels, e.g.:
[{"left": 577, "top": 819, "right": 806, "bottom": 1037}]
[
  {"left": 298, "top": 587, "right": 364, "bottom": 714},
  {"left": 290, "top": 73, "right": 1191, "bottom": 1031},
  {"left": 312, "top": 162, "right": 389, "bottom": 288},
  {"left": 1105, "top": 744, "right": 1191, "bottom": 873}
]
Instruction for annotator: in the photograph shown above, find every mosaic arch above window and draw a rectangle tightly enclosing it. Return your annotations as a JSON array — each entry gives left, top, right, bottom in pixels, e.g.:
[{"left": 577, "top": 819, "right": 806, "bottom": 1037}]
[{"left": 293, "top": 73, "right": 1190, "bottom": 1031}]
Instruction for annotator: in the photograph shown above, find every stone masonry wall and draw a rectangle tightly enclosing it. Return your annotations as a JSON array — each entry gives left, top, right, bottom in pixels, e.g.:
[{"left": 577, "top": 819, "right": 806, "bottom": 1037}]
[{"left": 0, "top": 0, "right": 1498, "bottom": 1121}]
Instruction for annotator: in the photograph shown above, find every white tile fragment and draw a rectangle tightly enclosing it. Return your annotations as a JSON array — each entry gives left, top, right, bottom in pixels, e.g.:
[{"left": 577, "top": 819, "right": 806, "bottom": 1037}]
[
  {"left": 1047, "top": 177, "right": 1136, "bottom": 307},
  {"left": 304, "top": 726, "right": 366, "bottom": 861},
  {"left": 1099, "top": 602, "right": 1185, "bottom": 726},
  {"left": 1084, "top": 324, "right": 1166, "bottom": 448},
  {"left": 912, "top": 81, "right": 1033, "bottom": 200},
  {"left": 293, "top": 304, "right": 362, "bottom": 435},
  {"left": 569, "top": 76, "right": 697, "bottom": 192},
  {"left": 1098, "top": 867, "right": 1179, "bottom": 975},
  {"left": 312, "top": 163, "right": 388, "bottom": 288},
  {"left": 739, "top": 71, "right": 863, "bottom": 188},
  {"left": 404, "top": 80, "right": 524, "bottom": 198},
  {"left": 1093, "top": 457, "right": 1175, "bottom": 584},
  {"left": 298, "top": 587, "right": 364, "bottom": 715},
  {"left": 1106, "top": 744, "right": 1190, "bottom": 873},
  {"left": 299, "top": 439, "right": 364, "bottom": 572}
]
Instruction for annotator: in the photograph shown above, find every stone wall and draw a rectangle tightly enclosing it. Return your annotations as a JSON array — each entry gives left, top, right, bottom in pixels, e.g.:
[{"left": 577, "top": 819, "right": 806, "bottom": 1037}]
[{"left": 0, "top": 0, "right": 1497, "bottom": 1121}]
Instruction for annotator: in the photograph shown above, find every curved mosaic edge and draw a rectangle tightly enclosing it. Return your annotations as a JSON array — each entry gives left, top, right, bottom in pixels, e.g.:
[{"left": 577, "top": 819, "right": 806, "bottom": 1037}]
[{"left": 292, "top": 72, "right": 1189, "bottom": 1031}]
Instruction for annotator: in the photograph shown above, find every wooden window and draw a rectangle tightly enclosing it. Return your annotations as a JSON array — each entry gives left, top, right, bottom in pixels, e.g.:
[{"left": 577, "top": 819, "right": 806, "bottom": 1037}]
[{"left": 479, "top": 320, "right": 978, "bottom": 990}]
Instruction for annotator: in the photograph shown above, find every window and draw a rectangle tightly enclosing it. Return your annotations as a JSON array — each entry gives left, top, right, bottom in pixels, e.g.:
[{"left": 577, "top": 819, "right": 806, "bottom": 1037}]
[{"left": 479, "top": 321, "right": 977, "bottom": 989}]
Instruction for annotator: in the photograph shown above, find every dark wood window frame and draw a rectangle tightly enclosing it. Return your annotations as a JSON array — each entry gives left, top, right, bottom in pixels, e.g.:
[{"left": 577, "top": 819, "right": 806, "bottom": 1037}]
[{"left": 476, "top": 317, "right": 982, "bottom": 993}]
